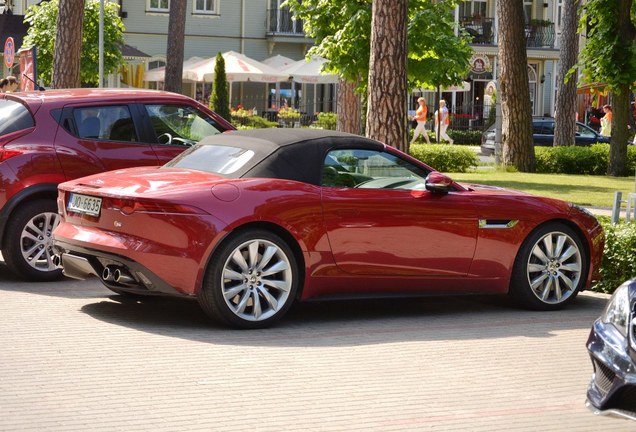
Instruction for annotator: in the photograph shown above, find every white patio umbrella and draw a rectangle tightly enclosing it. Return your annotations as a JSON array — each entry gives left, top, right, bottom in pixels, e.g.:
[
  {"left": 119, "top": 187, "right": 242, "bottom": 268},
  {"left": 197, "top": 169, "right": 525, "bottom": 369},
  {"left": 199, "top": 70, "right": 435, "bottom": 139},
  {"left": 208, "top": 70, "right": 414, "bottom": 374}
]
[
  {"left": 280, "top": 56, "right": 339, "bottom": 84},
  {"left": 143, "top": 56, "right": 204, "bottom": 82},
  {"left": 185, "top": 51, "right": 288, "bottom": 83},
  {"left": 262, "top": 54, "right": 295, "bottom": 70}
]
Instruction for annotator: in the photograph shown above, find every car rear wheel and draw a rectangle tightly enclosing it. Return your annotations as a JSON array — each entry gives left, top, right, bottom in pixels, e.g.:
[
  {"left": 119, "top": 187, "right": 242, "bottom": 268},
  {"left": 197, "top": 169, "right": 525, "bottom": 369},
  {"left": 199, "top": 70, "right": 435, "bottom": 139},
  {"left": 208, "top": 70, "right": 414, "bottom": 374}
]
[
  {"left": 2, "top": 199, "right": 63, "bottom": 281},
  {"left": 197, "top": 229, "right": 299, "bottom": 329},
  {"left": 509, "top": 223, "right": 587, "bottom": 310}
]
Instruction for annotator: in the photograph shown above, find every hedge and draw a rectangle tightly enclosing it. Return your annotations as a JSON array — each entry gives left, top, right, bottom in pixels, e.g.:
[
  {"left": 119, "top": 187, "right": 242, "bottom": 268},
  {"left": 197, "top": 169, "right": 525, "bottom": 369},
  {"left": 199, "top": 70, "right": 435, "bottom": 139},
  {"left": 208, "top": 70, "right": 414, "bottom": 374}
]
[
  {"left": 593, "top": 217, "right": 636, "bottom": 294},
  {"left": 535, "top": 144, "right": 636, "bottom": 175},
  {"left": 409, "top": 144, "right": 479, "bottom": 173}
]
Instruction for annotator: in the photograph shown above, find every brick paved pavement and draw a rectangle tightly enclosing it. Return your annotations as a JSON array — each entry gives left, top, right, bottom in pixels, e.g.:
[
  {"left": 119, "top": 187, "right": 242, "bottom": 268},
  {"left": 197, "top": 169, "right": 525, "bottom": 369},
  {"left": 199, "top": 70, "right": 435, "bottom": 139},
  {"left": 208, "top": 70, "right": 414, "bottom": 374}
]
[{"left": 0, "top": 263, "right": 632, "bottom": 432}]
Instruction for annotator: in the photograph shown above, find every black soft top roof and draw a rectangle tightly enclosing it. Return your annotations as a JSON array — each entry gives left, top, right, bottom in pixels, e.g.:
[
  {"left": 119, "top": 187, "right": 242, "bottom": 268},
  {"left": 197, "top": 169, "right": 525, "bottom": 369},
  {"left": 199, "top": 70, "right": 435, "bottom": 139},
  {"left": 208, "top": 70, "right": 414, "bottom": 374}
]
[{"left": 197, "top": 129, "right": 386, "bottom": 185}]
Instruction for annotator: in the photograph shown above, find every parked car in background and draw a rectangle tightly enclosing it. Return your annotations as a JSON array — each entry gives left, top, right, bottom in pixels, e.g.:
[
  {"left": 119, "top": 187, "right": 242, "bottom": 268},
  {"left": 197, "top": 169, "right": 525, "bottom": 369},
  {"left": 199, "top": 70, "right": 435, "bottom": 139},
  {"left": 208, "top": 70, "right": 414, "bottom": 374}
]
[
  {"left": 54, "top": 129, "right": 604, "bottom": 329},
  {"left": 0, "top": 89, "right": 233, "bottom": 281},
  {"left": 586, "top": 278, "right": 636, "bottom": 421},
  {"left": 481, "top": 117, "right": 610, "bottom": 155}
]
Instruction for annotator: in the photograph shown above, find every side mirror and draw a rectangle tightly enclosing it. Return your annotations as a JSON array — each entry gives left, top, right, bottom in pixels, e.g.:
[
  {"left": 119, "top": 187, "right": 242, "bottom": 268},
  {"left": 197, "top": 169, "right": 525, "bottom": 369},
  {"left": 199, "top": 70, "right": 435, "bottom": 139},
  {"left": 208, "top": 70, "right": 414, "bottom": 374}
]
[{"left": 425, "top": 171, "right": 453, "bottom": 194}]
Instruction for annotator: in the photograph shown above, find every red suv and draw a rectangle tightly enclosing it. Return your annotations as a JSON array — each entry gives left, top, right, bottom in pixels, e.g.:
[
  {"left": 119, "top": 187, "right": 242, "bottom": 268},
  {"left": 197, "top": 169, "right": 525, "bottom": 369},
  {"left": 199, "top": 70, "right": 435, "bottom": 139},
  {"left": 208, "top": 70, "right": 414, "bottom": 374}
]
[{"left": 0, "top": 89, "right": 234, "bottom": 281}]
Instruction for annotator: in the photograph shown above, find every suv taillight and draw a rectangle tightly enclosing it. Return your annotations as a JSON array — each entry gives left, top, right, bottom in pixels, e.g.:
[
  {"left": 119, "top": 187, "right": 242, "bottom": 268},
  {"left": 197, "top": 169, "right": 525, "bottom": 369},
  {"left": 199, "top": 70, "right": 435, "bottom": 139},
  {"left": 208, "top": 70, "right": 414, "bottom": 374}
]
[{"left": 0, "top": 128, "right": 33, "bottom": 161}]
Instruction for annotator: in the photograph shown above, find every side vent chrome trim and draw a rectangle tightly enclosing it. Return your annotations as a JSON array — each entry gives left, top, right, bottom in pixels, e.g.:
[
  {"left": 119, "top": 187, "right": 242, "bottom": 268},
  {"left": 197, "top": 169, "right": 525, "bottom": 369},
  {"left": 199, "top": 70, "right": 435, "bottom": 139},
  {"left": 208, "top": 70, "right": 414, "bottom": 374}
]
[{"left": 478, "top": 219, "right": 519, "bottom": 229}]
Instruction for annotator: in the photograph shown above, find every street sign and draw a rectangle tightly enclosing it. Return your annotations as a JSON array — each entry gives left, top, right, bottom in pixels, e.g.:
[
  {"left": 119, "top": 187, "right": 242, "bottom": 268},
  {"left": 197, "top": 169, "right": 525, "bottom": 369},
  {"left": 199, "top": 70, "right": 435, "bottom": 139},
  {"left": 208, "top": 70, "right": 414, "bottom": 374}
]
[{"left": 4, "top": 37, "right": 15, "bottom": 69}]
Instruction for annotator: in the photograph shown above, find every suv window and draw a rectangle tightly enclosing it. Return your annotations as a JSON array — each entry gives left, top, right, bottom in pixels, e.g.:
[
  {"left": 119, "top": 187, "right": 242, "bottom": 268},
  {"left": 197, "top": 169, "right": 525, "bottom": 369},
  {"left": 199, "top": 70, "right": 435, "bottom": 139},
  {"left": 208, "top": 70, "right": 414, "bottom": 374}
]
[
  {"left": 73, "top": 105, "right": 137, "bottom": 141},
  {"left": 0, "top": 99, "right": 34, "bottom": 136},
  {"left": 532, "top": 121, "right": 544, "bottom": 134},
  {"left": 145, "top": 104, "right": 223, "bottom": 146}
]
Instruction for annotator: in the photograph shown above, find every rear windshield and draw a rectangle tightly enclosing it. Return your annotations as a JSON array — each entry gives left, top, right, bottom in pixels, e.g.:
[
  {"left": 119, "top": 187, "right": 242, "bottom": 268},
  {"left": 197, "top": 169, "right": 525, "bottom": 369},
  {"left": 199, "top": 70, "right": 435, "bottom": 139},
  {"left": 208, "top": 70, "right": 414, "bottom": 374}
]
[
  {"left": 0, "top": 99, "right": 34, "bottom": 136},
  {"left": 165, "top": 144, "right": 255, "bottom": 175}
]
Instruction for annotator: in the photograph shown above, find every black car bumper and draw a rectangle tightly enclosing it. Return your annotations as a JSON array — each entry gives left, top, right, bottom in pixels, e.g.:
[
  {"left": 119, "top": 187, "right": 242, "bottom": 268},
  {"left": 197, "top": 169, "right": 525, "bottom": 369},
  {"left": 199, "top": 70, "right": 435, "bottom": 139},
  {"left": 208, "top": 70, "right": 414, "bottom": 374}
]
[{"left": 586, "top": 317, "right": 636, "bottom": 421}]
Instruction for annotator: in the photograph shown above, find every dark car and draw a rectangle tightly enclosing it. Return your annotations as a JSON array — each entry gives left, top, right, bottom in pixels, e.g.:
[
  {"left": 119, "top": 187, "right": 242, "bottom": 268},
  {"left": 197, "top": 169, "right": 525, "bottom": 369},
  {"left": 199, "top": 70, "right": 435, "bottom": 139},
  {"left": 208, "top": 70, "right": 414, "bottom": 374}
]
[
  {"left": 54, "top": 129, "right": 604, "bottom": 329},
  {"left": 586, "top": 279, "right": 636, "bottom": 421},
  {"left": 0, "top": 89, "right": 233, "bottom": 281},
  {"left": 481, "top": 117, "right": 610, "bottom": 155}
]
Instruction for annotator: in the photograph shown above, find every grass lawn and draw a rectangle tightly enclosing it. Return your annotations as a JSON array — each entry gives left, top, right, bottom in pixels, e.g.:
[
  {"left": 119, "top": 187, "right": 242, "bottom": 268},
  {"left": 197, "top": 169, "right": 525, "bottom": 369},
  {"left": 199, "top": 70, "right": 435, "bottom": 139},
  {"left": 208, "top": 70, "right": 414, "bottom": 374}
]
[{"left": 449, "top": 170, "right": 636, "bottom": 208}]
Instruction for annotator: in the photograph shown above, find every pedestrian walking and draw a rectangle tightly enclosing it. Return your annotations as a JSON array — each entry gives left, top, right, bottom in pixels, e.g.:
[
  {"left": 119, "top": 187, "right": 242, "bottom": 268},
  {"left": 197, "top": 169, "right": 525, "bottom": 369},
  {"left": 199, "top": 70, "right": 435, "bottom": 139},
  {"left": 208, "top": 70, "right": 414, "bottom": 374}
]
[
  {"left": 4, "top": 76, "right": 18, "bottom": 93},
  {"left": 411, "top": 97, "right": 431, "bottom": 144},
  {"left": 434, "top": 100, "right": 454, "bottom": 144},
  {"left": 600, "top": 104, "right": 612, "bottom": 137}
]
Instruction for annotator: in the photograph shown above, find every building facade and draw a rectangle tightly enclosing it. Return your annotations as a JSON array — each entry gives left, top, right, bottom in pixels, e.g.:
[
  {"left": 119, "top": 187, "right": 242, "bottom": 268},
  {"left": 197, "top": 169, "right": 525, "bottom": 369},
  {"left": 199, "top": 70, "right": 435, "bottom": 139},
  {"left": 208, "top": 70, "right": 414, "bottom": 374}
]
[{"left": 1, "top": 0, "right": 570, "bottom": 127}]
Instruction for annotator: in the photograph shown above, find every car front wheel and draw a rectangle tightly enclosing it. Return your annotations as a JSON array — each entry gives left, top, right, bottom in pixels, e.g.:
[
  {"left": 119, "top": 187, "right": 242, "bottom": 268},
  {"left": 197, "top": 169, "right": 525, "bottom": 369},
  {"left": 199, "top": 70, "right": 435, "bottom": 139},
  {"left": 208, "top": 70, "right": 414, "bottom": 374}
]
[
  {"left": 2, "top": 199, "right": 63, "bottom": 281},
  {"left": 197, "top": 229, "right": 299, "bottom": 329},
  {"left": 509, "top": 223, "right": 587, "bottom": 310}
]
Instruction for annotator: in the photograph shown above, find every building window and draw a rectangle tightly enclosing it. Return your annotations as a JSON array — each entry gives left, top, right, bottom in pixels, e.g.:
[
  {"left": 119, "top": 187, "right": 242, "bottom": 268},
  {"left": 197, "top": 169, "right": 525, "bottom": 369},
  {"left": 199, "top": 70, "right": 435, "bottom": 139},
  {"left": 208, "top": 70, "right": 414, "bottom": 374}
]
[
  {"left": 194, "top": 0, "right": 218, "bottom": 14},
  {"left": 523, "top": 0, "right": 533, "bottom": 22},
  {"left": 267, "top": 0, "right": 303, "bottom": 34},
  {"left": 149, "top": 0, "right": 169, "bottom": 12}
]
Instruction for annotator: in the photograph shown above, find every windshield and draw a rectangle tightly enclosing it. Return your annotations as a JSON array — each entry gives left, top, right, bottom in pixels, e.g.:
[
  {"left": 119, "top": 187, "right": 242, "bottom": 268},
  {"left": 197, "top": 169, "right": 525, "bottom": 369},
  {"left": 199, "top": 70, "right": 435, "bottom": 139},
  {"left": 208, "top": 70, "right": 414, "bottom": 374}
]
[
  {"left": 0, "top": 99, "right": 34, "bottom": 137},
  {"left": 165, "top": 144, "right": 255, "bottom": 175}
]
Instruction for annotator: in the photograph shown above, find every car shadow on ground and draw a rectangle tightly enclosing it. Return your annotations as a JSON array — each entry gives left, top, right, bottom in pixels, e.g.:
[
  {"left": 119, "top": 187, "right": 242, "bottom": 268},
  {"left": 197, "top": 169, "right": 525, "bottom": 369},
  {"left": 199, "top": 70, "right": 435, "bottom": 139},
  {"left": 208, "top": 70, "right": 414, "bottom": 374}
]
[{"left": 78, "top": 290, "right": 609, "bottom": 347}]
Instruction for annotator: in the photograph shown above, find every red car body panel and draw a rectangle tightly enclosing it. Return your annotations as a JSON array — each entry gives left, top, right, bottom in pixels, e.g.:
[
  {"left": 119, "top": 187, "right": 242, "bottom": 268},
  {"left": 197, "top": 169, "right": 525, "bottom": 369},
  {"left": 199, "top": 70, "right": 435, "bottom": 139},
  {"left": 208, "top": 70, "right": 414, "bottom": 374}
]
[{"left": 54, "top": 168, "right": 604, "bottom": 301}]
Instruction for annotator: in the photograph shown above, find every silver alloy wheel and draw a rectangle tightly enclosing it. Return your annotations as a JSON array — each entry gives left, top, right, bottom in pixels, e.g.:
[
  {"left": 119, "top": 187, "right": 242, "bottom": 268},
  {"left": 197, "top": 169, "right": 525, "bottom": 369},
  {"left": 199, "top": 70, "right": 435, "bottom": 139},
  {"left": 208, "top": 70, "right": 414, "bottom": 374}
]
[
  {"left": 20, "top": 211, "right": 61, "bottom": 272},
  {"left": 221, "top": 238, "right": 293, "bottom": 322},
  {"left": 526, "top": 231, "right": 582, "bottom": 304}
]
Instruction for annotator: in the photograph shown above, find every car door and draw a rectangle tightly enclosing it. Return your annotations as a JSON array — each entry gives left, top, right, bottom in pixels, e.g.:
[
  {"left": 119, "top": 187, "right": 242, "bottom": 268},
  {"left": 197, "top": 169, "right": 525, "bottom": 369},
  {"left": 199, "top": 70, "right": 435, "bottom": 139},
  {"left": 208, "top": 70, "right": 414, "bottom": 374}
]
[
  {"left": 55, "top": 104, "right": 161, "bottom": 179},
  {"left": 321, "top": 148, "right": 479, "bottom": 277},
  {"left": 138, "top": 103, "right": 228, "bottom": 163}
]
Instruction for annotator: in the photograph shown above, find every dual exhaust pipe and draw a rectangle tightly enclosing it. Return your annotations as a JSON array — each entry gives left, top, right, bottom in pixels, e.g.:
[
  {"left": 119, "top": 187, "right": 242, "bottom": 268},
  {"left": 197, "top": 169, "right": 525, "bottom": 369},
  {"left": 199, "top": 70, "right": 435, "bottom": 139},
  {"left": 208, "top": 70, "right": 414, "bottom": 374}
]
[
  {"left": 102, "top": 265, "right": 136, "bottom": 285},
  {"left": 52, "top": 254, "right": 137, "bottom": 286}
]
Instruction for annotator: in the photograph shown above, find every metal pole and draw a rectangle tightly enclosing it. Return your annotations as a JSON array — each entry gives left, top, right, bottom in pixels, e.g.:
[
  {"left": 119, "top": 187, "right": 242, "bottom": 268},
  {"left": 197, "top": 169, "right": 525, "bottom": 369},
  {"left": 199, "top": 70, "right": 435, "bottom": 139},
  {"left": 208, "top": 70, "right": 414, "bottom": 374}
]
[{"left": 99, "top": 0, "right": 104, "bottom": 88}]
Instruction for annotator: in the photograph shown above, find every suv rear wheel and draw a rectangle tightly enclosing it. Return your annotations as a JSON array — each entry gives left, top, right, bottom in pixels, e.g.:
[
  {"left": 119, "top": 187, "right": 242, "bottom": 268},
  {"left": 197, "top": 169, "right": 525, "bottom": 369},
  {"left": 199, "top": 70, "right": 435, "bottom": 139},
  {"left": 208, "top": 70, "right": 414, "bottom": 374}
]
[{"left": 2, "top": 200, "right": 63, "bottom": 281}]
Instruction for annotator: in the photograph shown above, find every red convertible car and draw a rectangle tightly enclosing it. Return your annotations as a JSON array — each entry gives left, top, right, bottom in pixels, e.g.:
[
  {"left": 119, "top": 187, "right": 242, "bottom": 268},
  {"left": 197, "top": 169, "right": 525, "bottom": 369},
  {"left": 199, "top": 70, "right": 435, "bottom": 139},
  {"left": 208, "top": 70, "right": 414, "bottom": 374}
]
[{"left": 53, "top": 129, "right": 604, "bottom": 328}]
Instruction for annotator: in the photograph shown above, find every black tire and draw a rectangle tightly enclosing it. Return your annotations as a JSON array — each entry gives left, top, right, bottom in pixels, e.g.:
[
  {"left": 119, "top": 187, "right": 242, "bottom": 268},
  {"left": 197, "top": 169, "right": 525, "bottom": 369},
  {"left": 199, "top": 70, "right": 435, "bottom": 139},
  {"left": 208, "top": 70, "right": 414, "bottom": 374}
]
[
  {"left": 509, "top": 222, "right": 587, "bottom": 311},
  {"left": 2, "top": 199, "right": 63, "bottom": 282},
  {"left": 197, "top": 229, "right": 299, "bottom": 329}
]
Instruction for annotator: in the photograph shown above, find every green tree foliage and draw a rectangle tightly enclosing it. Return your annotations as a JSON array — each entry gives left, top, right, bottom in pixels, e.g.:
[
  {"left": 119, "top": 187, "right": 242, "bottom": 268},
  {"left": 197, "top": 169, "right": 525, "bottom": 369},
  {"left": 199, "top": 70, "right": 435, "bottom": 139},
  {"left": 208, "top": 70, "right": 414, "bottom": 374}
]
[
  {"left": 286, "top": 0, "right": 471, "bottom": 91},
  {"left": 579, "top": 0, "right": 636, "bottom": 175},
  {"left": 210, "top": 53, "right": 230, "bottom": 122},
  {"left": 23, "top": 0, "right": 125, "bottom": 87}
]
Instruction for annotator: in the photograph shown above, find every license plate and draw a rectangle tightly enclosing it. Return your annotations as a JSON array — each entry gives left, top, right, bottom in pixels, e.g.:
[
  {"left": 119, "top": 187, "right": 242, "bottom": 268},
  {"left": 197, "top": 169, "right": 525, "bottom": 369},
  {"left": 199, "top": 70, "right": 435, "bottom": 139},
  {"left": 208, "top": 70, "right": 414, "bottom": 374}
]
[{"left": 67, "top": 193, "right": 102, "bottom": 217}]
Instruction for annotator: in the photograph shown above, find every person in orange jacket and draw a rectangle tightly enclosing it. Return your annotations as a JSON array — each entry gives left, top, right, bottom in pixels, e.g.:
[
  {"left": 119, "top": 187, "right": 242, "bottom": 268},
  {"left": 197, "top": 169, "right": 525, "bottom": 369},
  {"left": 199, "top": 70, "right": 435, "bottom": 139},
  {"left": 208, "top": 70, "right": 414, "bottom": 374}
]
[
  {"left": 411, "top": 97, "right": 431, "bottom": 144},
  {"left": 434, "top": 99, "right": 454, "bottom": 144}
]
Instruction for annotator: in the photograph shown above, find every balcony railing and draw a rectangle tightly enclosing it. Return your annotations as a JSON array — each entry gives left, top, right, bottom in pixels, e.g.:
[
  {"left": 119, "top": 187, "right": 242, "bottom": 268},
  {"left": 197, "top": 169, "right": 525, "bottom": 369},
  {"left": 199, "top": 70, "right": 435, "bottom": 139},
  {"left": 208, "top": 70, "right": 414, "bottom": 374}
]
[
  {"left": 460, "top": 17, "right": 495, "bottom": 45},
  {"left": 525, "top": 21, "right": 556, "bottom": 48},
  {"left": 267, "top": 7, "right": 304, "bottom": 36}
]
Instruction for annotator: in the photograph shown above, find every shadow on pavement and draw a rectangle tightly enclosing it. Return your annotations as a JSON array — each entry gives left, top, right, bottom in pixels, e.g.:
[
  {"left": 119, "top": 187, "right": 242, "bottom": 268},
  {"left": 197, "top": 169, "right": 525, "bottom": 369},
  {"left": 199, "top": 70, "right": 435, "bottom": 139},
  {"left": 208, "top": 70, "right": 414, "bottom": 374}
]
[{"left": 78, "top": 291, "right": 609, "bottom": 347}]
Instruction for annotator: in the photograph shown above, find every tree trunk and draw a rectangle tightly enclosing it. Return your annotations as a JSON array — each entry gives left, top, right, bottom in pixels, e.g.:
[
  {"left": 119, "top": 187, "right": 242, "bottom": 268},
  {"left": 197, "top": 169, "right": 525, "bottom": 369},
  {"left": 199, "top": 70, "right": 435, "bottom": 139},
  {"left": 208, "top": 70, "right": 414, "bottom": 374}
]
[
  {"left": 51, "top": 0, "right": 84, "bottom": 89},
  {"left": 365, "top": 0, "right": 408, "bottom": 153},
  {"left": 496, "top": 0, "right": 535, "bottom": 171},
  {"left": 164, "top": 0, "right": 187, "bottom": 93},
  {"left": 554, "top": 0, "right": 579, "bottom": 147},
  {"left": 609, "top": 86, "right": 630, "bottom": 176},
  {"left": 337, "top": 78, "right": 362, "bottom": 135},
  {"left": 607, "top": 0, "right": 633, "bottom": 176}
]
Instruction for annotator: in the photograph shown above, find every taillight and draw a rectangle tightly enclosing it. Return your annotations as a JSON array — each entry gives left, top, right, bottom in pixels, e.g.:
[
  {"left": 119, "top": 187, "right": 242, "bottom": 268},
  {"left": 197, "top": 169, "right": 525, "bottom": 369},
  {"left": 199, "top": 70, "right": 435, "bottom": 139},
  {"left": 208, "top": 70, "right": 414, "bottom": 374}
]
[
  {"left": 107, "top": 198, "right": 205, "bottom": 215},
  {"left": 0, "top": 128, "right": 33, "bottom": 161}
]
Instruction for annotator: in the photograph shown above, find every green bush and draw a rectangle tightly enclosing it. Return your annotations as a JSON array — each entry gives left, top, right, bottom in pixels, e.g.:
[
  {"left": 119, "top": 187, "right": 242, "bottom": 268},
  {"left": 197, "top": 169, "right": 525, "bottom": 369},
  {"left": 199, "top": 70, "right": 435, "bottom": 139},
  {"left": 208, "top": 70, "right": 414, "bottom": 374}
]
[
  {"left": 535, "top": 144, "right": 636, "bottom": 175},
  {"left": 316, "top": 112, "right": 337, "bottom": 130},
  {"left": 594, "top": 218, "right": 636, "bottom": 294},
  {"left": 447, "top": 129, "right": 483, "bottom": 145},
  {"left": 409, "top": 144, "right": 479, "bottom": 173}
]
